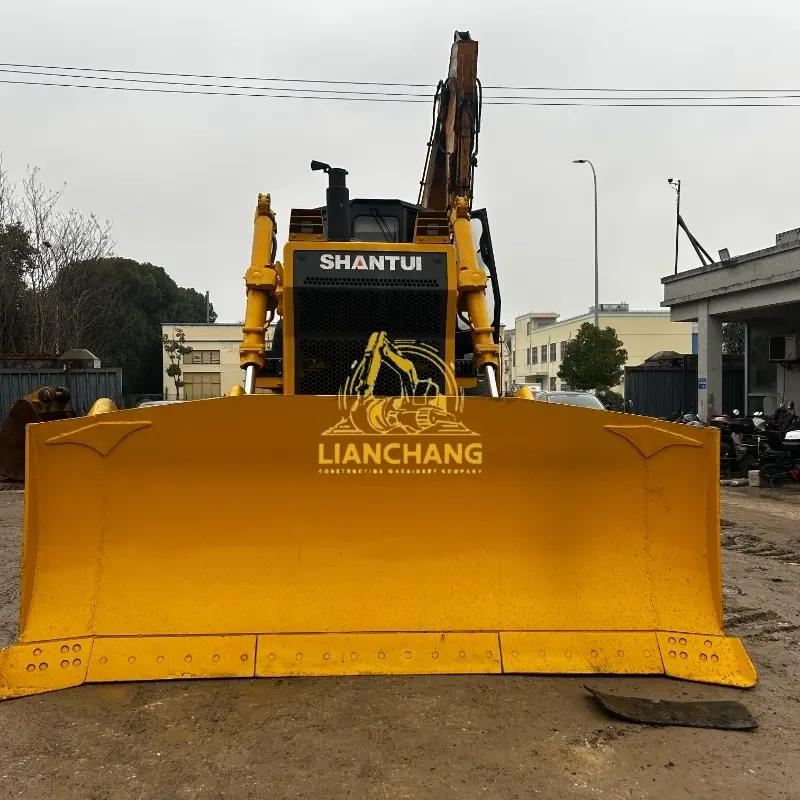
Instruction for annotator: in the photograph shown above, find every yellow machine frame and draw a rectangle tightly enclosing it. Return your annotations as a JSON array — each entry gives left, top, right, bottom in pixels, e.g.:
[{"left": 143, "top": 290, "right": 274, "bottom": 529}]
[{"left": 239, "top": 195, "right": 499, "bottom": 397}]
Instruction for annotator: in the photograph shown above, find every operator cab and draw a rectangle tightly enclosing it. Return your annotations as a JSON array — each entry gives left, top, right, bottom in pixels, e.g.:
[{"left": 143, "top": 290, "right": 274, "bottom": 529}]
[
  {"left": 265, "top": 161, "right": 500, "bottom": 395},
  {"left": 324, "top": 199, "right": 421, "bottom": 244}
]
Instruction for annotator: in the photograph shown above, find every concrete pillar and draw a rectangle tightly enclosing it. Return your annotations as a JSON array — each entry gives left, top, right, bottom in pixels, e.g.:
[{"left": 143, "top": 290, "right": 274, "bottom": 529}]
[
  {"left": 743, "top": 323, "right": 749, "bottom": 414},
  {"left": 697, "top": 301, "right": 723, "bottom": 420}
]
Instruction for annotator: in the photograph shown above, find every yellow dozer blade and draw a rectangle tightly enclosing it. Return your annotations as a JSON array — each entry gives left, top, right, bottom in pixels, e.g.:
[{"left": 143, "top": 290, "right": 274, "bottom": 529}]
[{"left": 0, "top": 395, "right": 756, "bottom": 700}]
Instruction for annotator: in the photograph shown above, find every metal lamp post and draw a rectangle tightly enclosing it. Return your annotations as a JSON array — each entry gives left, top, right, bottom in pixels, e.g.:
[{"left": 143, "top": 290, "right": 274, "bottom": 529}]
[
  {"left": 573, "top": 159, "right": 599, "bottom": 328},
  {"left": 668, "top": 177, "right": 681, "bottom": 274}
]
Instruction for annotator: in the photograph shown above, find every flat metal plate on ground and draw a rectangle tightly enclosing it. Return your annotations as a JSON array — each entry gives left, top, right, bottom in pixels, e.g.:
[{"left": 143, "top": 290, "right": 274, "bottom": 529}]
[{"left": 585, "top": 685, "right": 758, "bottom": 730}]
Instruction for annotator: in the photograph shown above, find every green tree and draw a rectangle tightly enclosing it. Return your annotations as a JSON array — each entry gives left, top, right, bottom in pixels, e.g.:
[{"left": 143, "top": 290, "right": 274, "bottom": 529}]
[
  {"left": 0, "top": 222, "right": 35, "bottom": 354},
  {"left": 162, "top": 327, "right": 193, "bottom": 399},
  {"left": 57, "top": 257, "right": 216, "bottom": 394},
  {"left": 0, "top": 221, "right": 36, "bottom": 277},
  {"left": 722, "top": 323, "right": 745, "bottom": 355},
  {"left": 597, "top": 388, "right": 625, "bottom": 411},
  {"left": 557, "top": 322, "right": 628, "bottom": 392},
  {"left": 0, "top": 161, "right": 216, "bottom": 389}
]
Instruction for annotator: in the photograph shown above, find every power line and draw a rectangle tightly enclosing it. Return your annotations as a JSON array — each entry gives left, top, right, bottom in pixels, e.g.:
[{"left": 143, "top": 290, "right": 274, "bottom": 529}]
[
  {"left": 1, "top": 61, "right": 798, "bottom": 94},
  {"left": 5, "top": 77, "right": 800, "bottom": 107},
  {"left": 0, "top": 62, "right": 436, "bottom": 89},
  {"left": 6, "top": 68, "right": 800, "bottom": 101},
  {"left": 487, "top": 101, "right": 800, "bottom": 106},
  {"left": 482, "top": 84, "right": 800, "bottom": 93},
  {"left": 0, "top": 78, "right": 431, "bottom": 102},
  {"left": 0, "top": 67, "right": 434, "bottom": 98}
]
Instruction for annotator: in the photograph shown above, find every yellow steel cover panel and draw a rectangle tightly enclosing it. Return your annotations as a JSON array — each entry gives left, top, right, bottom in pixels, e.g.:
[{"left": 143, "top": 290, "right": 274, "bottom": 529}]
[
  {"left": 657, "top": 632, "right": 757, "bottom": 688},
  {"left": 500, "top": 632, "right": 663, "bottom": 676},
  {"left": 19, "top": 434, "right": 105, "bottom": 642},
  {"left": 86, "top": 636, "right": 257, "bottom": 683},
  {"left": 46, "top": 420, "right": 152, "bottom": 455},
  {"left": 0, "top": 638, "right": 91, "bottom": 699},
  {"left": 256, "top": 633, "right": 501, "bottom": 676},
  {"left": 13, "top": 392, "right": 747, "bottom": 686}
]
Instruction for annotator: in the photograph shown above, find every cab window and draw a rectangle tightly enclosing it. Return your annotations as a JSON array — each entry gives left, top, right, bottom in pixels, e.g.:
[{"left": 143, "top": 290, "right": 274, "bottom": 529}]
[{"left": 353, "top": 214, "right": 399, "bottom": 242}]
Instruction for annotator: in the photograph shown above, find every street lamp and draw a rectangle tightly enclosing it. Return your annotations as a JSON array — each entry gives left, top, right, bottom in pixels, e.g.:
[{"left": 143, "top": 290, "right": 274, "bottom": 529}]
[{"left": 573, "top": 159, "right": 599, "bottom": 329}]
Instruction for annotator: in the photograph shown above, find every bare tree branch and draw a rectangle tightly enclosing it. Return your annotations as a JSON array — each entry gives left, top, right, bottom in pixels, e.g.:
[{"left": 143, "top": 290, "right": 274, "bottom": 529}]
[{"left": 0, "top": 157, "right": 115, "bottom": 356}]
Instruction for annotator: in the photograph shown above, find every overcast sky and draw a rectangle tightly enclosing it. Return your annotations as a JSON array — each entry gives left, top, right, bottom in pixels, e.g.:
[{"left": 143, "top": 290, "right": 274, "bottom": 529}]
[{"left": 1, "top": 1, "right": 798, "bottom": 325}]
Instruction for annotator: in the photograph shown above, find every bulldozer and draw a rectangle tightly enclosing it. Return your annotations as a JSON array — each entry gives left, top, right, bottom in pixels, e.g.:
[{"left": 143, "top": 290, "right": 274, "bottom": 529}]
[
  {"left": 0, "top": 31, "right": 756, "bottom": 701},
  {"left": 0, "top": 386, "right": 77, "bottom": 482}
]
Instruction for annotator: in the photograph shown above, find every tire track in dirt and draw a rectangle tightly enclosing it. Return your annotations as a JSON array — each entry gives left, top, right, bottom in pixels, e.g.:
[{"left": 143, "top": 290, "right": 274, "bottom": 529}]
[
  {"left": 722, "top": 531, "right": 800, "bottom": 566},
  {"left": 721, "top": 518, "right": 800, "bottom": 642},
  {"left": 724, "top": 603, "right": 800, "bottom": 641}
]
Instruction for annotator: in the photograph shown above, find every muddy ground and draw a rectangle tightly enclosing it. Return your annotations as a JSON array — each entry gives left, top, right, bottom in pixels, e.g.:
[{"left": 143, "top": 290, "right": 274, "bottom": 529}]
[{"left": 1, "top": 487, "right": 799, "bottom": 799}]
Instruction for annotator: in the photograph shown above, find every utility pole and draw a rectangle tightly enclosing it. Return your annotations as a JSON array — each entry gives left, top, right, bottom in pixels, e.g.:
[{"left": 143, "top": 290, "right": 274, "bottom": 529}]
[
  {"left": 668, "top": 178, "right": 681, "bottom": 274},
  {"left": 205, "top": 290, "right": 210, "bottom": 323},
  {"left": 573, "top": 159, "right": 599, "bottom": 328}
]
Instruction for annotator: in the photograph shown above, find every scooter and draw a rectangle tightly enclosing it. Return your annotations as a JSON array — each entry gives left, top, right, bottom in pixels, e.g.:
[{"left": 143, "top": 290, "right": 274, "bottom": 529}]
[{"left": 758, "top": 428, "right": 800, "bottom": 487}]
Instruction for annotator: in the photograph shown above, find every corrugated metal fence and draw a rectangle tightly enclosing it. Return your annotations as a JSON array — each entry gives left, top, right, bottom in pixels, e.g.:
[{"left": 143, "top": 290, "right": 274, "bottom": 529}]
[
  {"left": 624, "top": 356, "right": 744, "bottom": 419},
  {"left": 1, "top": 369, "right": 123, "bottom": 421}
]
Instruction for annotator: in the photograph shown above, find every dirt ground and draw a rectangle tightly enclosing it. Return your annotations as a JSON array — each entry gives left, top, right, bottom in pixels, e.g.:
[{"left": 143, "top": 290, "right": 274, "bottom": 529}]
[{"left": 1, "top": 488, "right": 800, "bottom": 799}]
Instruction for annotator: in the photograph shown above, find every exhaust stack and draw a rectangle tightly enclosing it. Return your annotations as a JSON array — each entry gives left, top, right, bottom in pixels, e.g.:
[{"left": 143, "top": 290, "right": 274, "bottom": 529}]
[{"left": 311, "top": 160, "right": 350, "bottom": 242}]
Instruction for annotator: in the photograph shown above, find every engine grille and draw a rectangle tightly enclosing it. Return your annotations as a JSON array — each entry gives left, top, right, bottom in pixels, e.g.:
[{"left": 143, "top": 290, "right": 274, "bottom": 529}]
[{"left": 291, "top": 253, "right": 449, "bottom": 396}]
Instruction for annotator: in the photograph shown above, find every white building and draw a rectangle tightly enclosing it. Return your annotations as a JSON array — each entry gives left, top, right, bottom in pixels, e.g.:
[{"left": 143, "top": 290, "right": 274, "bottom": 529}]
[
  {"left": 501, "top": 328, "right": 515, "bottom": 394},
  {"left": 161, "top": 323, "right": 275, "bottom": 400},
  {"left": 509, "top": 305, "right": 694, "bottom": 393}
]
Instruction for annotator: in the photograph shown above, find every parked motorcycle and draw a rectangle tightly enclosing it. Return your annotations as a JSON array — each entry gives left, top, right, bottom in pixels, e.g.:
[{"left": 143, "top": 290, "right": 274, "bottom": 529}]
[
  {"left": 708, "top": 410, "right": 749, "bottom": 478},
  {"left": 663, "top": 403, "right": 798, "bottom": 479},
  {"left": 759, "top": 428, "right": 800, "bottom": 488}
]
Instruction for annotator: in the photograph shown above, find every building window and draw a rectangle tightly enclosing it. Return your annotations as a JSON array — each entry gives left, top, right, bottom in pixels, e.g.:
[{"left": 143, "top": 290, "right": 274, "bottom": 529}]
[
  {"left": 185, "top": 349, "right": 220, "bottom": 365},
  {"left": 541, "top": 345, "right": 548, "bottom": 363},
  {"left": 512, "top": 351, "right": 516, "bottom": 367},
  {"left": 550, "top": 377, "right": 557, "bottom": 391},
  {"left": 183, "top": 372, "right": 221, "bottom": 399},
  {"left": 550, "top": 342, "right": 557, "bottom": 362},
  {"left": 531, "top": 347, "right": 538, "bottom": 364},
  {"left": 560, "top": 340, "right": 567, "bottom": 359}
]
